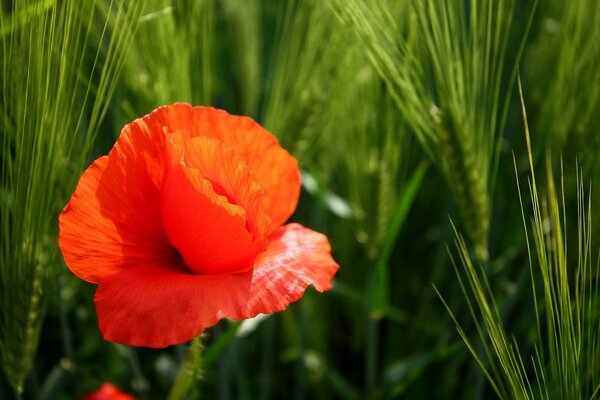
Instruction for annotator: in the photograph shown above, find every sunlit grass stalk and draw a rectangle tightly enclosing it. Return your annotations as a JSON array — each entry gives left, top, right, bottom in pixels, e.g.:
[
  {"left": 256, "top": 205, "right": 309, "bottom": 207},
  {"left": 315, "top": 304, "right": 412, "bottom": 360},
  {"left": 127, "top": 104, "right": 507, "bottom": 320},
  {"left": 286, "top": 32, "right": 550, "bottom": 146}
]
[
  {"left": 221, "top": 0, "right": 260, "bottom": 116},
  {"left": 0, "top": 0, "right": 144, "bottom": 393},
  {"left": 328, "top": 0, "right": 534, "bottom": 260},
  {"left": 528, "top": 0, "right": 600, "bottom": 153},
  {"left": 439, "top": 84, "right": 600, "bottom": 399},
  {"left": 167, "top": 336, "right": 204, "bottom": 400},
  {"left": 120, "top": 0, "right": 215, "bottom": 117},
  {"left": 261, "top": 0, "right": 348, "bottom": 157}
]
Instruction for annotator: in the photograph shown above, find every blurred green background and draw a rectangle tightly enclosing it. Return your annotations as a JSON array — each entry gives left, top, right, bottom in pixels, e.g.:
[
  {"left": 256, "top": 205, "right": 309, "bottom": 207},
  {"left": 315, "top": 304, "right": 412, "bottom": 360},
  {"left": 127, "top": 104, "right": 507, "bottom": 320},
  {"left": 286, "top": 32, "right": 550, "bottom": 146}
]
[{"left": 1, "top": 0, "right": 599, "bottom": 398}]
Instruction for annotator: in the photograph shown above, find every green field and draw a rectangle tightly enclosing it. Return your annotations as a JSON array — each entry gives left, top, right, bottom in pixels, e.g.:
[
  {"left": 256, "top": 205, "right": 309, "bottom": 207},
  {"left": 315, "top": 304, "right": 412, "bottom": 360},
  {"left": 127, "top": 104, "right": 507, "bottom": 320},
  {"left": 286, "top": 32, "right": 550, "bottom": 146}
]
[{"left": 1, "top": 0, "right": 599, "bottom": 398}]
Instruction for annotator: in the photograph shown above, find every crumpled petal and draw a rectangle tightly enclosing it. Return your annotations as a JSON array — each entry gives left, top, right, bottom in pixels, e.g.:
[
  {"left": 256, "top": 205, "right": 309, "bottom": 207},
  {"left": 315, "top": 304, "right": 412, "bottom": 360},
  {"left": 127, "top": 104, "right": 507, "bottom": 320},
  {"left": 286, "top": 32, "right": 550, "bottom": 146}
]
[
  {"left": 165, "top": 132, "right": 272, "bottom": 241},
  {"left": 160, "top": 160, "right": 259, "bottom": 275},
  {"left": 146, "top": 104, "right": 301, "bottom": 229},
  {"left": 94, "top": 223, "right": 338, "bottom": 348},
  {"left": 238, "top": 223, "right": 339, "bottom": 314}
]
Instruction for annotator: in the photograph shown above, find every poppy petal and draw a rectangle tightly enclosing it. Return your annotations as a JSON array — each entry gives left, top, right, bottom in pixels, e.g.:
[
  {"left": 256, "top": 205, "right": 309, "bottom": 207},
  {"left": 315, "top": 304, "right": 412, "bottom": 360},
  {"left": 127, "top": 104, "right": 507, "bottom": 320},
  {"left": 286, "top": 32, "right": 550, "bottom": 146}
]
[
  {"left": 212, "top": 112, "right": 301, "bottom": 228},
  {"left": 147, "top": 104, "right": 301, "bottom": 228},
  {"left": 60, "top": 104, "right": 301, "bottom": 283},
  {"left": 94, "top": 263, "right": 253, "bottom": 348},
  {"left": 82, "top": 383, "right": 136, "bottom": 400},
  {"left": 165, "top": 132, "right": 272, "bottom": 241},
  {"left": 238, "top": 223, "right": 339, "bottom": 315},
  {"left": 160, "top": 161, "right": 259, "bottom": 275},
  {"left": 94, "top": 224, "right": 337, "bottom": 348},
  {"left": 59, "top": 154, "right": 174, "bottom": 284}
]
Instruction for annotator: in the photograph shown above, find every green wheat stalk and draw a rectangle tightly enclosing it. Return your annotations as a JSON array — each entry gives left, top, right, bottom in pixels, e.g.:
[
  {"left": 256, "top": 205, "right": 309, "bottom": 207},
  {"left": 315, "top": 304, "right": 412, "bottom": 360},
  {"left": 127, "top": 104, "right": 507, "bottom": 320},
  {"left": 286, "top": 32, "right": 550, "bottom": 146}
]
[
  {"left": 119, "top": 0, "right": 215, "bottom": 119},
  {"left": 261, "top": 0, "right": 349, "bottom": 157},
  {"left": 328, "top": 0, "right": 535, "bottom": 260},
  {"left": 527, "top": 0, "right": 600, "bottom": 153},
  {"left": 437, "top": 82, "right": 600, "bottom": 399},
  {"left": 0, "top": 0, "right": 144, "bottom": 393}
]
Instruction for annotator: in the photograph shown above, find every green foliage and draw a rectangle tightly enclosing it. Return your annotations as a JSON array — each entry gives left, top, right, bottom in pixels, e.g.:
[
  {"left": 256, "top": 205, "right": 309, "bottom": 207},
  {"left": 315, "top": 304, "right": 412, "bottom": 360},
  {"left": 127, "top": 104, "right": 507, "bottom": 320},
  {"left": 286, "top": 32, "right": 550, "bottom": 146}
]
[
  {"left": 441, "top": 86, "right": 600, "bottom": 399},
  {"left": 1, "top": 0, "right": 600, "bottom": 398},
  {"left": 0, "top": 0, "right": 144, "bottom": 393},
  {"left": 119, "top": 0, "right": 216, "bottom": 116},
  {"left": 261, "top": 0, "right": 349, "bottom": 154},
  {"left": 328, "top": 0, "right": 533, "bottom": 260},
  {"left": 526, "top": 0, "right": 600, "bottom": 155}
]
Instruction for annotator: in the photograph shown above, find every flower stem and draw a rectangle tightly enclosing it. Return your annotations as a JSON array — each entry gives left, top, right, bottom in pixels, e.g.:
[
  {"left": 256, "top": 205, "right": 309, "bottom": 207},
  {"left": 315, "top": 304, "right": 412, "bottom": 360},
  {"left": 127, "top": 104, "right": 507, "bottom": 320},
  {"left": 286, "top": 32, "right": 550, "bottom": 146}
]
[{"left": 167, "top": 336, "right": 203, "bottom": 400}]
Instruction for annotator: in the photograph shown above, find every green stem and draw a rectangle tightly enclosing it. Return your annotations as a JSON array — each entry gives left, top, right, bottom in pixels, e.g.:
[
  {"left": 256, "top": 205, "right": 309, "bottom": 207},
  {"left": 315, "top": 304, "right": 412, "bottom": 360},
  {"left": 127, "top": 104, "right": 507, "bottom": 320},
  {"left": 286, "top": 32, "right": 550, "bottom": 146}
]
[
  {"left": 365, "top": 314, "right": 379, "bottom": 399},
  {"left": 167, "top": 336, "right": 203, "bottom": 400}
]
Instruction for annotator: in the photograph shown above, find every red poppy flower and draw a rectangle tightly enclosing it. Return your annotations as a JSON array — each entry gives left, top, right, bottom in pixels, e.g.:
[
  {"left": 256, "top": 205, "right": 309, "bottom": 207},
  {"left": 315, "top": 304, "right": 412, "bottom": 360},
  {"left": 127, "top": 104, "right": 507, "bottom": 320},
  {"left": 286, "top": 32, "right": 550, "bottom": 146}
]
[
  {"left": 59, "top": 103, "right": 338, "bottom": 348},
  {"left": 82, "top": 383, "right": 136, "bottom": 400}
]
